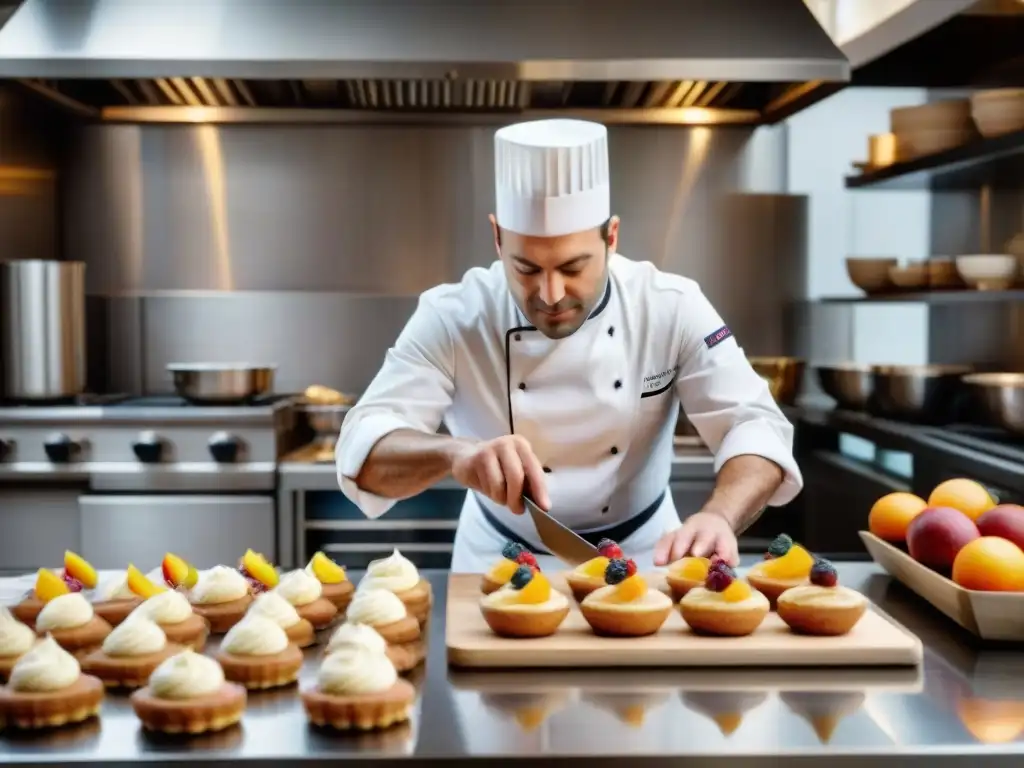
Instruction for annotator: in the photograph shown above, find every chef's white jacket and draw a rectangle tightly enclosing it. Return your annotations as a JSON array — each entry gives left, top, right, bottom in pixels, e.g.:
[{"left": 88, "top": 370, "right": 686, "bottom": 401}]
[{"left": 336, "top": 253, "right": 802, "bottom": 572}]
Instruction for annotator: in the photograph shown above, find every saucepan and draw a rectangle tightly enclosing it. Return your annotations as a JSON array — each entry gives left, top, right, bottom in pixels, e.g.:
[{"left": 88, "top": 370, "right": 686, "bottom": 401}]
[
  {"left": 167, "top": 363, "right": 276, "bottom": 404},
  {"left": 747, "top": 357, "right": 805, "bottom": 406},
  {"left": 869, "top": 364, "right": 972, "bottom": 424},
  {"left": 815, "top": 364, "right": 874, "bottom": 411},
  {"left": 962, "top": 373, "right": 1024, "bottom": 435}
]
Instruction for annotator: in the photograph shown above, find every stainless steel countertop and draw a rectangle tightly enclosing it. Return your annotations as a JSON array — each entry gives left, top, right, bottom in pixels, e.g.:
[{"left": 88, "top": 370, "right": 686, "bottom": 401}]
[{"left": 3, "top": 563, "right": 1024, "bottom": 765}]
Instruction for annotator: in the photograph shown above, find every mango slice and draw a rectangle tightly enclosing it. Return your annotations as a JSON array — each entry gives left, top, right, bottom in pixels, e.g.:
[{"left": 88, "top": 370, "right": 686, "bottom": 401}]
[
  {"left": 580, "top": 556, "right": 610, "bottom": 578},
  {"left": 674, "top": 556, "right": 711, "bottom": 581},
  {"left": 487, "top": 558, "right": 519, "bottom": 584},
  {"left": 162, "top": 552, "right": 199, "bottom": 589},
  {"left": 34, "top": 568, "right": 70, "bottom": 602},
  {"left": 310, "top": 551, "right": 346, "bottom": 584},
  {"left": 760, "top": 544, "right": 815, "bottom": 580},
  {"left": 721, "top": 580, "right": 752, "bottom": 603},
  {"left": 242, "top": 549, "right": 279, "bottom": 589},
  {"left": 63, "top": 551, "right": 98, "bottom": 589},
  {"left": 127, "top": 563, "right": 166, "bottom": 598},
  {"left": 516, "top": 572, "right": 552, "bottom": 604}
]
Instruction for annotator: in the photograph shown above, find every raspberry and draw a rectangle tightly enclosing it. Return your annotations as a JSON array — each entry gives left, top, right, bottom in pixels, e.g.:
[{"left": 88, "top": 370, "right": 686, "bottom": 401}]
[
  {"left": 705, "top": 568, "right": 734, "bottom": 592},
  {"left": 709, "top": 557, "right": 735, "bottom": 578},
  {"left": 810, "top": 558, "right": 838, "bottom": 588},
  {"left": 510, "top": 565, "right": 534, "bottom": 590},
  {"left": 514, "top": 551, "right": 537, "bottom": 567},
  {"left": 502, "top": 541, "right": 526, "bottom": 561},
  {"left": 604, "top": 558, "right": 630, "bottom": 585},
  {"left": 530, "top": 564, "right": 542, "bottom": 574},
  {"left": 61, "top": 572, "right": 84, "bottom": 593},
  {"left": 624, "top": 559, "right": 638, "bottom": 577},
  {"left": 245, "top": 575, "right": 269, "bottom": 594},
  {"left": 767, "top": 533, "right": 793, "bottom": 559},
  {"left": 597, "top": 538, "right": 623, "bottom": 559}
]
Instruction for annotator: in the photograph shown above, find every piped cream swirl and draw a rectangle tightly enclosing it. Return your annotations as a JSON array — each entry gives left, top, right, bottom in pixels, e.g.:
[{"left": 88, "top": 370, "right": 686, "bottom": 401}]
[
  {"left": 9, "top": 636, "right": 80, "bottom": 692},
  {"left": 139, "top": 590, "right": 194, "bottom": 624},
  {"left": 318, "top": 645, "right": 397, "bottom": 695},
  {"left": 274, "top": 570, "right": 322, "bottom": 607},
  {"left": 359, "top": 549, "right": 420, "bottom": 593},
  {"left": 190, "top": 566, "right": 249, "bottom": 605},
  {"left": 102, "top": 616, "right": 167, "bottom": 657},
  {"left": 325, "top": 622, "right": 388, "bottom": 657},
  {"left": 149, "top": 651, "right": 225, "bottom": 699},
  {"left": 101, "top": 576, "right": 138, "bottom": 601},
  {"left": 346, "top": 588, "right": 407, "bottom": 626},
  {"left": 221, "top": 616, "right": 289, "bottom": 656},
  {"left": 248, "top": 590, "right": 301, "bottom": 628},
  {"left": 0, "top": 607, "right": 36, "bottom": 657},
  {"left": 36, "top": 592, "right": 94, "bottom": 631}
]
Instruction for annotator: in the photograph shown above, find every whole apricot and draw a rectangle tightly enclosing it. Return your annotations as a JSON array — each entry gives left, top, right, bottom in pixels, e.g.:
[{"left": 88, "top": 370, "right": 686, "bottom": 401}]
[
  {"left": 952, "top": 537, "right": 1024, "bottom": 592},
  {"left": 868, "top": 492, "right": 928, "bottom": 542},
  {"left": 928, "top": 479, "right": 996, "bottom": 522}
]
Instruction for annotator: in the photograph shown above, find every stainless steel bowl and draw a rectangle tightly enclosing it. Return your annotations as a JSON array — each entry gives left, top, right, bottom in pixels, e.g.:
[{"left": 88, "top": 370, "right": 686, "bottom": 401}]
[
  {"left": 870, "top": 364, "right": 972, "bottom": 424},
  {"left": 962, "top": 372, "right": 1024, "bottom": 435},
  {"left": 167, "top": 363, "right": 276, "bottom": 404},
  {"left": 815, "top": 364, "right": 874, "bottom": 410},
  {"left": 303, "top": 403, "right": 353, "bottom": 437}
]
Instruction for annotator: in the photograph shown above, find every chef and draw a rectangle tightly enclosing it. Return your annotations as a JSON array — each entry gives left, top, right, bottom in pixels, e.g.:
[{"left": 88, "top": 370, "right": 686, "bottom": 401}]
[{"left": 336, "top": 118, "right": 803, "bottom": 573}]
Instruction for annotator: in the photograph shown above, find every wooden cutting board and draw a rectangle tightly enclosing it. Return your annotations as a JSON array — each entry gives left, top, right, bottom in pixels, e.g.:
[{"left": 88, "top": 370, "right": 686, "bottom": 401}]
[{"left": 446, "top": 574, "right": 922, "bottom": 669}]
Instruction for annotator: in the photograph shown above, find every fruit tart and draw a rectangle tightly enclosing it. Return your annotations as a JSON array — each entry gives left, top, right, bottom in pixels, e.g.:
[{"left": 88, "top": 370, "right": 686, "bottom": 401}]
[
  {"left": 35, "top": 592, "right": 113, "bottom": 656},
  {"left": 81, "top": 616, "right": 181, "bottom": 689},
  {"left": 11, "top": 565, "right": 85, "bottom": 629},
  {"left": 481, "top": 566, "right": 570, "bottom": 638},
  {"left": 579, "top": 559, "right": 673, "bottom": 637},
  {"left": 345, "top": 587, "right": 422, "bottom": 656},
  {"left": 215, "top": 615, "right": 303, "bottom": 690},
  {"left": 0, "top": 635, "right": 104, "bottom": 730},
  {"left": 93, "top": 573, "right": 143, "bottom": 628},
  {"left": 0, "top": 607, "right": 39, "bottom": 682},
  {"left": 746, "top": 534, "right": 815, "bottom": 609},
  {"left": 776, "top": 559, "right": 867, "bottom": 636},
  {"left": 239, "top": 549, "right": 279, "bottom": 595},
  {"left": 564, "top": 538, "right": 623, "bottom": 602},
  {"left": 136, "top": 589, "right": 209, "bottom": 650},
  {"left": 326, "top": 621, "right": 423, "bottom": 674},
  {"left": 664, "top": 556, "right": 712, "bottom": 601},
  {"left": 300, "top": 641, "right": 415, "bottom": 730},
  {"left": 481, "top": 542, "right": 539, "bottom": 595},
  {"left": 130, "top": 650, "right": 247, "bottom": 734},
  {"left": 247, "top": 590, "right": 316, "bottom": 648},
  {"left": 305, "top": 551, "right": 355, "bottom": 612},
  {"left": 274, "top": 569, "right": 338, "bottom": 629},
  {"left": 188, "top": 565, "right": 253, "bottom": 634},
  {"left": 680, "top": 562, "right": 769, "bottom": 637},
  {"left": 359, "top": 549, "right": 432, "bottom": 625}
]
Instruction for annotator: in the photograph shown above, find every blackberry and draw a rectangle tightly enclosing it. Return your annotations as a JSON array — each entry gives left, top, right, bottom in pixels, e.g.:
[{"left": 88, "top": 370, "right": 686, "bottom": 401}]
[
  {"left": 767, "top": 533, "right": 793, "bottom": 558},
  {"left": 604, "top": 558, "right": 630, "bottom": 585},
  {"left": 510, "top": 565, "right": 534, "bottom": 590},
  {"left": 810, "top": 558, "right": 838, "bottom": 588},
  {"left": 502, "top": 541, "right": 526, "bottom": 561}
]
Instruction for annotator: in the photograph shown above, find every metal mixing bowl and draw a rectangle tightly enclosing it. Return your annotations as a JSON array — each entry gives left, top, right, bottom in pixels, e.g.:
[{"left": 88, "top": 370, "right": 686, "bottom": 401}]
[
  {"left": 815, "top": 364, "right": 874, "bottom": 410},
  {"left": 962, "top": 372, "right": 1024, "bottom": 435},
  {"left": 869, "top": 364, "right": 972, "bottom": 424},
  {"left": 166, "top": 363, "right": 276, "bottom": 404},
  {"left": 303, "top": 403, "right": 353, "bottom": 437},
  {"left": 748, "top": 357, "right": 805, "bottom": 406}
]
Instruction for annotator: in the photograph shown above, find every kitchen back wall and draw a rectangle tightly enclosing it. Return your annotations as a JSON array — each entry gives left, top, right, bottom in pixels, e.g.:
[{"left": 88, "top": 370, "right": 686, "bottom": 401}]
[{"left": 60, "top": 121, "right": 807, "bottom": 395}]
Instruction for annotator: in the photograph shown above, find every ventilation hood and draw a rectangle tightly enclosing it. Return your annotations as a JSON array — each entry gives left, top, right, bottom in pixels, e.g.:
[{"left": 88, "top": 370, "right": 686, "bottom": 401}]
[{"left": 0, "top": 0, "right": 849, "bottom": 125}]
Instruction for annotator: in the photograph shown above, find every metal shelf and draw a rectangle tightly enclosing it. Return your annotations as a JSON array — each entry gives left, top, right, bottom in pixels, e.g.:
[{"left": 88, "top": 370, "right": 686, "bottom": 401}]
[{"left": 818, "top": 289, "right": 1024, "bottom": 304}]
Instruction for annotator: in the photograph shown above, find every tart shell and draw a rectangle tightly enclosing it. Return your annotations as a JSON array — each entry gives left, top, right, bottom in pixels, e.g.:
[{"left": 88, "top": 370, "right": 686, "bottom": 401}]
[
  {"left": 92, "top": 598, "right": 142, "bottom": 627},
  {"left": 285, "top": 618, "right": 316, "bottom": 648},
  {"left": 295, "top": 597, "right": 338, "bottom": 629},
  {"left": 369, "top": 615, "right": 421, "bottom": 645},
  {"left": 158, "top": 614, "right": 210, "bottom": 651},
  {"left": 47, "top": 616, "right": 114, "bottom": 657},
  {"left": 11, "top": 598, "right": 43, "bottom": 630},
  {"left": 320, "top": 581, "right": 355, "bottom": 613},
  {"left": 776, "top": 599, "right": 867, "bottom": 636},
  {"left": 393, "top": 579, "right": 432, "bottom": 626},
  {"left": 190, "top": 595, "right": 253, "bottom": 634},
  {"left": 0, "top": 649, "right": 34, "bottom": 683},
  {"left": 0, "top": 673, "right": 104, "bottom": 729},
  {"left": 301, "top": 678, "right": 415, "bottom": 730},
  {"left": 81, "top": 643, "right": 183, "bottom": 689},
  {"left": 563, "top": 572, "right": 604, "bottom": 603},
  {"left": 746, "top": 571, "right": 809, "bottom": 610},
  {"left": 385, "top": 640, "right": 426, "bottom": 674},
  {"left": 664, "top": 573, "right": 704, "bottom": 602},
  {"left": 481, "top": 603, "right": 571, "bottom": 638},
  {"left": 578, "top": 601, "right": 671, "bottom": 638},
  {"left": 131, "top": 682, "right": 247, "bottom": 734},
  {"left": 680, "top": 601, "right": 769, "bottom": 637},
  {"left": 480, "top": 574, "right": 505, "bottom": 595},
  {"left": 216, "top": 644, "right": 303, "bottom": 690}
]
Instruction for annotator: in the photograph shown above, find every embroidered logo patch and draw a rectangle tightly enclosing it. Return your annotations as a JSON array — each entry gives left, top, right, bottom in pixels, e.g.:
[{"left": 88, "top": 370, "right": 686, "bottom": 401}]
[{"left": 704, "top": 325, "right": 732, "bottom": 350}]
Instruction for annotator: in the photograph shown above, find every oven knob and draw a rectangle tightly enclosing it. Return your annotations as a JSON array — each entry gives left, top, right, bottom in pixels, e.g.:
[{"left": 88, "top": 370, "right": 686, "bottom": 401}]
[
  {"left": 44, "top": 433, "right": 80, "bottom": 463},
  {"left": 0, "top": 438, "right": 12, "bottom": 461},
  {"left": 208, "top": 432, "right": 241, "bottom": 463},
  {"left": 132, "top": 432, "right": 165, "bottom": 464}
]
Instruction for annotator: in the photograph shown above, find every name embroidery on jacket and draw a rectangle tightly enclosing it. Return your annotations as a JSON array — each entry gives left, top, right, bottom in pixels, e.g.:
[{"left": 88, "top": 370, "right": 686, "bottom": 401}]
[
  {"left": 704, "top": 325, "right": 732, "bottom": 350},
  {"left": 642, "top": 367, "right": 677, "bottom": 396}
]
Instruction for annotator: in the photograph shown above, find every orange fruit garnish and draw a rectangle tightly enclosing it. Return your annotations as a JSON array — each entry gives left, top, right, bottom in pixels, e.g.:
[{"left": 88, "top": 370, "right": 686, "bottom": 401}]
[
  {"left": 952, "top": 537, "right": 1024, "bottom": 591},
  {"left": 63, "top": 551, "right": 98, "bottom": 589},
  {"left": 674, "top": 556, "right": 711, "bottom": 581},
  {"left": 868, "top": 492, "right": 928, "bottom": 542},
  {"left": 517, "top": 572, "right": 551, "bottom": 604},
  {"left": 929, "top": 479, "right": 996, "bottom": 522},
  {"left": 580, "top": 556, "right": 610, "bottom": 578},
  {"left": 33, "top": 568, "right": 69, "bottom": 602},
  {"left": 242, "top": 549, "right": 279, "bottom": 589},
  {"left": 310, "top": 551, "right": 346, "bottom": 584},
  {"left": 760, "top": 544, "right": 815, "bottom": 580},
  {"left": 610, "top": 574, "right": 647, "bottom": 602},
  {"left": 721, "top": 580, "right": 753, "bottom": 603},
  {"left": 488, "top": 559, "right": 519, "bottom": 583},
  {"left": 126, "top": 563, "right": 167, "bottom": 598}
]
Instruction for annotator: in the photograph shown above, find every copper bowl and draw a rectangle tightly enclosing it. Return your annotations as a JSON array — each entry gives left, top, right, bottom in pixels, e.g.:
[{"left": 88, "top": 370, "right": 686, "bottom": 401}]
[{"left": 748, "top": 357, "right": 805, "bottom": 406}]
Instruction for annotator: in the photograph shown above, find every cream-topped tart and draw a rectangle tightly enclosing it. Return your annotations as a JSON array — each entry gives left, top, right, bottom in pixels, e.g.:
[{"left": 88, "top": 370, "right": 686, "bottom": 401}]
[
  {"left": 359, "top": 549, "right": 431, "bottom": 625},
  {"left": 189, "top": 565, "right": 253, "bottom": 634},
  {"left": 579, "top": 559, "right": 672, "bottom": 637},
  {"left": 130, "top": 650, "right": 247, "bottom": 734},
  {"left": 776, "top": 559, "right": 867, "bottom": 636},
  {"left": 326, "top": 621, "right": 423, "bottom": 674},
  {"left": 680, "top": 563, "right": 769, "bottom": 637},
  {"left": 305, "top": 552, "right": 355, "bottom": 611},
  {"left": 35, "top": 592, "right": 112, "bottom": 656},
  {"left": 346, "top": 588, "right": 421, "bottom": 645},
  {"left": 215, "top": 616, "right": 303, "bottom": 690},
  {"left": 0, "top": 607, "right": 38, "bottom": 682},
  {"left": 0, "top": 635, "right": 105, "bottom": 729},
  {"left": 137, "top": 590, "right": 209, "bottom": 650},
  {"left": 248, "top": 590, "right": 316, "bottom": 647},
  {"left": 93, "top": 573, "right": 143, "bottom": 627},
  {"left": 564, "top": 538, "right": 624, "bottom": 602},
  {"left": 81, "top": 616, "right": 181, "bottom": 689},
  {"left": 481, "top": 567, "right": 571, "bottom": 638},
  {"left": 274, "top": 569, "right": 338, "bottom": 629}
]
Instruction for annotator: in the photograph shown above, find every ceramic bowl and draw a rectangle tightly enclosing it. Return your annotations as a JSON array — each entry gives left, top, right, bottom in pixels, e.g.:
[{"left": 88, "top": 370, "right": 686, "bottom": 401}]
[{"left": 955, "top": 255, "right": 1018, "bottom": 291}]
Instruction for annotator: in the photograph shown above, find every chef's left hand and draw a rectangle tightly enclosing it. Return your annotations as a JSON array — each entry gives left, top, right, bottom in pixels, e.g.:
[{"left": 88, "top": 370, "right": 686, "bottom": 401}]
[{"left": 653, "top": 511, "right": 739, "bottom": 567}]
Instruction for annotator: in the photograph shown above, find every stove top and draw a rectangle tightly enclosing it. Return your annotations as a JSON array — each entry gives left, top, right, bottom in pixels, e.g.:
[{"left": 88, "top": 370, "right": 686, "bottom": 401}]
[
  {"left": 930, "top": 423, "right": 1024, "bottom": 465},
  {"left": 0, "top": 393, "right": 294, "bottom": 410}
]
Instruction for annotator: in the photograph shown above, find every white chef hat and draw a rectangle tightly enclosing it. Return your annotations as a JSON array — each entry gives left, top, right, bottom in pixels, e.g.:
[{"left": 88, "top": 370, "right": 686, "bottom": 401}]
[{"left": 494, "top": 118, "right": 610, "bottom": 237}]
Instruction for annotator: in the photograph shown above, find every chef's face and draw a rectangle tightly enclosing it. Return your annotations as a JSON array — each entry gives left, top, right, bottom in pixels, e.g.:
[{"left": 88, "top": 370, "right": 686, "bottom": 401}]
[{"left": 490, "top": 215, "right": 619, "bottom": 339}]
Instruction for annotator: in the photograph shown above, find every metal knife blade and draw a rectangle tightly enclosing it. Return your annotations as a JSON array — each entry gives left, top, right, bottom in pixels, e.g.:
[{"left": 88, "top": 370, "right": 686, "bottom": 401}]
[{"left": 523, "top": 495, "right": 600, "bottom": 566}]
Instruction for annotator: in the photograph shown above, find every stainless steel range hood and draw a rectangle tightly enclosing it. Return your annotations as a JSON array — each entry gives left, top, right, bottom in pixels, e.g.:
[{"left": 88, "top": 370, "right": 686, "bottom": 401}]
[{"left": 0, "top": 0, "right": 850, "bottom": 125}]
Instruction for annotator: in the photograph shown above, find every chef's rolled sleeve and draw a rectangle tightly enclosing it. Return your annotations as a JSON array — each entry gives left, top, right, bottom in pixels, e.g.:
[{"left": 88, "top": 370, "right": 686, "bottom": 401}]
[
  {"left": 672, "top": 284, "right": 803, "bottom": 506},
  {"left": 335, "top": 295, "right": 456, "bottom": 519}
]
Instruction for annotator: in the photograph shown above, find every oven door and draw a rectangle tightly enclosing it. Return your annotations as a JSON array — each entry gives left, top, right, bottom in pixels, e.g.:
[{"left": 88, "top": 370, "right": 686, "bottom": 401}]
[{"left": 79, "top": 495, "right": 275, "bottom": 570}]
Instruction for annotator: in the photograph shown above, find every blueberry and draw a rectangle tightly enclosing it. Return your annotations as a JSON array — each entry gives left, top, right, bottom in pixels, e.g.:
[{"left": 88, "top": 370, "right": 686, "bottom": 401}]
[
  {"left": 604, "top": 558, "right": 630, "bottom": 585},
  {"left": 502, "top": 541, "right": 526, "bottom": 561},
  {"left": 767, "top": 533, "right": 793, "bottom": 558},
  {"left": 510, "top": 565, "right": 534, "bottom": 590}
]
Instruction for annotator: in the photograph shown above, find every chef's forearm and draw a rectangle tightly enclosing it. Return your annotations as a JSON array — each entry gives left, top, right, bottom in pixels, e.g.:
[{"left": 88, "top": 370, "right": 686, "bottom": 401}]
[
  {"left": 703, "top": 454, "right": 785, "bottom": 534},
  {"left": 354, "top": 429, "right": 471, "bottom": 499}
]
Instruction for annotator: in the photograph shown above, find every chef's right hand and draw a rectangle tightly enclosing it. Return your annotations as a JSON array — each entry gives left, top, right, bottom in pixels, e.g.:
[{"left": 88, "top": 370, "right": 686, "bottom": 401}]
[{"left": 450, "top": 435, "right": 550, "bottom": 516}]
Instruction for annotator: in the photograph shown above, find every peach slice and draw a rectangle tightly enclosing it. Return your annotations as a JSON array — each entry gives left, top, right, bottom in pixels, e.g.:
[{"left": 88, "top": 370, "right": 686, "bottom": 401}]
[
  {"left": 162, "top": 552, "right": 199, "bottom": 589},
  {"left": 241, "top": 548, "right": 279, "bottom": 589},
  {"left": 760, "top": 544, "right": 815, "bottom": 580},
  {"left": 63, "top": 551, "right": 98, "bottom": 589},
  {"left": 674, "top": 556, "right": 711, "bottom": 582},
  {"left": 34, "top": 568, "right": 70, "bottom": 602},
  {"left": 722, "top": 580, "right": 753, "bottom": 603},
  {"left": 610, "top": 574, "right": 647, "bottom": 603},
  {"left": 517, "top": 572, "right": 552, "bottom": 604},
  {"left": 126, "top": 563, "right": 166, "bottom": 598},
  {"left": 580, "top": 556, "right": 610, "bottom": 578},
  {"left": 310, "top": 551, "right": 346, "bottom": 584},
  {"left": 487, "top": 558, "right": 519, "bottom": 584}
]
